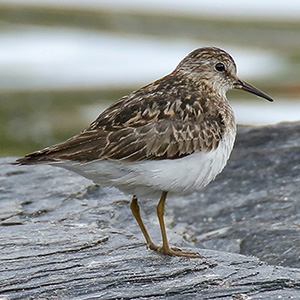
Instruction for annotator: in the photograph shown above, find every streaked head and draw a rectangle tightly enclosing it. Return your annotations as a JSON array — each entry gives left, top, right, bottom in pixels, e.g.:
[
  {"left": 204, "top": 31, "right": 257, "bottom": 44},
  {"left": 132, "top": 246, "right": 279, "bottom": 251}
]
[{"left": 174, "top": 47, "right": 274, "bottom": 102}]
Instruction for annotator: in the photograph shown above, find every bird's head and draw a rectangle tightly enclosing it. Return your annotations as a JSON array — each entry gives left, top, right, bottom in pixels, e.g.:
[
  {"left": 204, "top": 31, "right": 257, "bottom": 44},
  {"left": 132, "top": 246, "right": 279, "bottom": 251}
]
[{"left": 174, "top": 47, "right": 274, "bottom": 102}]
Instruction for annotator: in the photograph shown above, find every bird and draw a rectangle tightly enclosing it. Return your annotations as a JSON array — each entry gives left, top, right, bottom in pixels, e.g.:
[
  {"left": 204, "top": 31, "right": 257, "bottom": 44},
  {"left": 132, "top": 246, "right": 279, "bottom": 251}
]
[{"left": 15, "top": 47, "right": 274, "bottom": 258}]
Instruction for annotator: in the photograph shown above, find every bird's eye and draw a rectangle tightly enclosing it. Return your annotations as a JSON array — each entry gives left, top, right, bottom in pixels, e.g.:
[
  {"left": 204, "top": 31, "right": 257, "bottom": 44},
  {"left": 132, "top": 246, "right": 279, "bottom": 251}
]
[{"left": 215, "top": 63, "right": 225, "bottom": 72}]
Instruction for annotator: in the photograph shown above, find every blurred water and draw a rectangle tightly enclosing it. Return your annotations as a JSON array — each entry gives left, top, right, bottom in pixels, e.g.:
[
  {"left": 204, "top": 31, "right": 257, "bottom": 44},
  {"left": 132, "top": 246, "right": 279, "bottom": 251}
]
[
  {"left": 232, "top": 99, "right": 300, "bottom": 125},
  {"left": 0, "top": 23, "right": 294, "bottom": 126},
  {"left": 0, "top": 25, "right": 284, "bottom": 90},
  {"left": 1, "top": 0, "right": 300, "bottom": 20}
]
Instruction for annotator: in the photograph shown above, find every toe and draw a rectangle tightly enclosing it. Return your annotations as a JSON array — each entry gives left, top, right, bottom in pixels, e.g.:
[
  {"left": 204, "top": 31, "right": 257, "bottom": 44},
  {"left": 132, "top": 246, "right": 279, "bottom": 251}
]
[{"left": 158, "top": 245, "right": 201, "bottom": 258}]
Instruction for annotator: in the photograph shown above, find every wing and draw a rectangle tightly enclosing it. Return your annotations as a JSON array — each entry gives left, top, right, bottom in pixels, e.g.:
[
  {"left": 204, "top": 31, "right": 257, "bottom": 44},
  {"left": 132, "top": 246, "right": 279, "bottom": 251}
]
[{"left": 15, "top": 75, "right": 226, "bottom": 164}]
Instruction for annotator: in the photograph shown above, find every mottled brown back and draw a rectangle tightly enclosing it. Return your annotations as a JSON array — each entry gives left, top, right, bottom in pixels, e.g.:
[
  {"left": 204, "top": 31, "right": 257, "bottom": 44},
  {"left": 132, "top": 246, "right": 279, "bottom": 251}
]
[{"left": 15, "top": 47, "right": 236, "bottom": 165}]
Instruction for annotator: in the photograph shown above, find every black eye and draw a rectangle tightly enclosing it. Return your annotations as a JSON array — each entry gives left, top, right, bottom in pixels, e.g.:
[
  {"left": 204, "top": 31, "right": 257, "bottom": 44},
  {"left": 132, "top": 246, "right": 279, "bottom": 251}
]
[{"left": 215, "top": 63, "right": 225, "bottom": 72}]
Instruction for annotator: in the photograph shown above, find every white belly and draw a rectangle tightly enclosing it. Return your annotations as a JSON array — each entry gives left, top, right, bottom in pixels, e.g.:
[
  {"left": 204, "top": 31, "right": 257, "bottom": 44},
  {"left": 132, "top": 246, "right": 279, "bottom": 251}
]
[{"left": 56, "top": 129, "right": 236, "bottom": 197}]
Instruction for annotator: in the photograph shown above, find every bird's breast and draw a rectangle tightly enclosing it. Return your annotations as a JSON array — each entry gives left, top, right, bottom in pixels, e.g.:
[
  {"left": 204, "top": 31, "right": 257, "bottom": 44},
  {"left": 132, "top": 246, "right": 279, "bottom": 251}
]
[{"left": 59, "top": 125, "right": 236, "bottom": 196}]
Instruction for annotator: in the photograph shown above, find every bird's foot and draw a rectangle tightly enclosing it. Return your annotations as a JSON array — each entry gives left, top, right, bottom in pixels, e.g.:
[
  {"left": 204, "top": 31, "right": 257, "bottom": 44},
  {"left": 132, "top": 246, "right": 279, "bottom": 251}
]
[{"left": 147, "top": 242, "right": 201, "bottom": 258}]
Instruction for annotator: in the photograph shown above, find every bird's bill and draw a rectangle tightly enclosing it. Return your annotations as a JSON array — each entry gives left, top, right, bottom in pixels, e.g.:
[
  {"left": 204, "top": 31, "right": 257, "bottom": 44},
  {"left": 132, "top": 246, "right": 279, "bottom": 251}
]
[{"left": 234, "top": 79, "right": 274, "bottom": 102}]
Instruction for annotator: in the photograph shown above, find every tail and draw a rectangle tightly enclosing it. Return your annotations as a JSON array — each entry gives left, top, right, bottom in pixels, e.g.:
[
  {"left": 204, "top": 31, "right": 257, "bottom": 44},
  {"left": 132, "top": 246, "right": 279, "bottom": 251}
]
[
  {"left": 13, "top": 146, "right": 63, "bottom": 165},
  {"left": 13, "top": 129, "right": 106, "bottom": 165}
]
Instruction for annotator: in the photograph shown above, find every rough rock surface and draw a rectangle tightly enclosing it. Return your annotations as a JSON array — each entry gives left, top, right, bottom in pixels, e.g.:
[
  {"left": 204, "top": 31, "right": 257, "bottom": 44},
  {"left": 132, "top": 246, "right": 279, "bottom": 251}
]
[{"left": 0, "top": 122, "right": 299, "bottom": 299}]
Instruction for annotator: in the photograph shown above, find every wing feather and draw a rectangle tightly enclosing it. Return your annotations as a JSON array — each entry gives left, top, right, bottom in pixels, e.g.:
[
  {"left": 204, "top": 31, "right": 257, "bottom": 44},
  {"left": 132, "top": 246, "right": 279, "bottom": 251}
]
[{"left": 15, "top": 74, "right": 229, "bottom": 165}]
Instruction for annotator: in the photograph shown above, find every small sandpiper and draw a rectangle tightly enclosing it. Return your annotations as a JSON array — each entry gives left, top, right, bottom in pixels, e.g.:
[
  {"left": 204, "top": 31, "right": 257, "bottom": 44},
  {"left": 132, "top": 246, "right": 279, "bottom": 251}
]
[{"left": 15, "top": 47, "right": 274, "bottom": 258}]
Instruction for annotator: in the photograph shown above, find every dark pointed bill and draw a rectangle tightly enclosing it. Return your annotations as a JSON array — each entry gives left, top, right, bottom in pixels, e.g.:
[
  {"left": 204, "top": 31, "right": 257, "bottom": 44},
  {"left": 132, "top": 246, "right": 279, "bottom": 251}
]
[{"left": 234, "top": 79, "right": 274, "bottom": 102}]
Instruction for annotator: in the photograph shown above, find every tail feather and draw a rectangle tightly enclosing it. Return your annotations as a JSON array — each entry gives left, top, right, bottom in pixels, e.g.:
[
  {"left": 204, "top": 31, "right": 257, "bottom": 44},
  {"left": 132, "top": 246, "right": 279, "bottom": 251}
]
[{"left": 13, "top": 130, "right": 106, "bottom": 165}]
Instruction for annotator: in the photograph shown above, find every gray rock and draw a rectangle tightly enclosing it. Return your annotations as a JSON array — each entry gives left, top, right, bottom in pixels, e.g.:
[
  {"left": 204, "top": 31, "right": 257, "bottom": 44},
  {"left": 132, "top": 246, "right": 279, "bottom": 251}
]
[{"left": 0, "top": 122, "right": 299, "bottom": 299}]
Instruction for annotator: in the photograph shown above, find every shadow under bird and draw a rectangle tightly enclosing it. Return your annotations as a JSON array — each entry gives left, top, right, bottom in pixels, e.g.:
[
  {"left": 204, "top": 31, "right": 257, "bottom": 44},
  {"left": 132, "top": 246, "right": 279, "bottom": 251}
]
[{"left": 15, "top": 47, "right": 274, "bottom": 258}]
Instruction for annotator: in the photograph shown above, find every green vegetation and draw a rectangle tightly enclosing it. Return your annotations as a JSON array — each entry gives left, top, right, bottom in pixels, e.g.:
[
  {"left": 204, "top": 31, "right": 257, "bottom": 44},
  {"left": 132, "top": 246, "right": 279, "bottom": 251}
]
[{"left": 0, "top": 88, "right": 130, "bottom": 156}]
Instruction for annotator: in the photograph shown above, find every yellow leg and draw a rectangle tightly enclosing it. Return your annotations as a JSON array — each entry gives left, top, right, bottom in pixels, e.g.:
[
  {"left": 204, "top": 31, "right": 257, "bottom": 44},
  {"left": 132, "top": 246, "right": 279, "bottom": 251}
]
[
  {"left": 156, "top": 191, "right": 201, "bottom": 258},
  {"left": 130, "top": 192, "right": 201, "bottom": 258},
  {"left": 156, "top": 191, "right": 170, "bottom": 252},
  {"left": 130, "top": 195, "right": 158, "bottom": 251}
]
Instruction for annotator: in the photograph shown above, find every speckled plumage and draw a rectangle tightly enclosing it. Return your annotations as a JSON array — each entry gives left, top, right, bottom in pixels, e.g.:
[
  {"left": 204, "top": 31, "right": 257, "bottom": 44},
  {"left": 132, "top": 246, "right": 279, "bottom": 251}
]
[
  {"left": 15, "top": 47, "right": 273, "bottom": 257},
  {"left": 16, "top": 47, "right": 237, "bottom": 164}
]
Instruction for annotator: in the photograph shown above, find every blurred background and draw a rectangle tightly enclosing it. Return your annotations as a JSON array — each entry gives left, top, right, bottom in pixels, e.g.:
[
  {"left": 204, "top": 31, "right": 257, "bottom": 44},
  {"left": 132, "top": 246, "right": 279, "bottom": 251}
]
[{"left": 0, "top": 0, "right": 299, "bottom": 157}]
